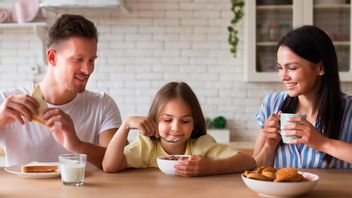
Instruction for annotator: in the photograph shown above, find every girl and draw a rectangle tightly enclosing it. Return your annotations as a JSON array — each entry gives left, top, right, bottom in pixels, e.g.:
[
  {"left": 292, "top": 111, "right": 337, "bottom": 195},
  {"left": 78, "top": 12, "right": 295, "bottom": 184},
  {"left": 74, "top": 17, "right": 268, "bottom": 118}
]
[
  {"left": 103, "top": 82, "right": 256, "bottom": 176},
  {"left": 254, "top": 25, "right": 352, "bottom": 168}
]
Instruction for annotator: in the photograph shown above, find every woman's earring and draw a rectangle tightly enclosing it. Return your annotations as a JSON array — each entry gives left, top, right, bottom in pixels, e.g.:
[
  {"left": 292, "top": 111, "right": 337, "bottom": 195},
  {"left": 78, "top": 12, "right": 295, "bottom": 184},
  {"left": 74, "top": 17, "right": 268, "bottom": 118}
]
[{"left": 319, "top": 71, "right": 325, "bottom": 76}]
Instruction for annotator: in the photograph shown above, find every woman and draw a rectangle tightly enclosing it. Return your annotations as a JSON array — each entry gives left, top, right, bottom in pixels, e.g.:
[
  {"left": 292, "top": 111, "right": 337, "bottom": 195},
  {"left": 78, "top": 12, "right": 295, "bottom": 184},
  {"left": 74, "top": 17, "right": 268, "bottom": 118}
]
[{"left": 253, "top": 25, "right": 352, "bottom": 168}]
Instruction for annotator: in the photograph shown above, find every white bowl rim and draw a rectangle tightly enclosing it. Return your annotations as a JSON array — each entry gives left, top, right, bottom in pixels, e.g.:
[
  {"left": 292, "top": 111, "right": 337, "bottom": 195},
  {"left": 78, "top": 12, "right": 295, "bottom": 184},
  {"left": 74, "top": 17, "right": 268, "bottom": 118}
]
[{"left": 157, "top": 154, "right": 191, "bottom": 160}]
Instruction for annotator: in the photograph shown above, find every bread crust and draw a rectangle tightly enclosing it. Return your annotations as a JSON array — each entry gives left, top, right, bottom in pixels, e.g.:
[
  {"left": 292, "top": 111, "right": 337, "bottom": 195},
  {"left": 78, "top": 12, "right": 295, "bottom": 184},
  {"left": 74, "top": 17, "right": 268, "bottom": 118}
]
[
  {"left": 31, "top": 84, "right": 48, "bottom": 126},
  {"left": 21, "top": 165, "right": 58, "bottom": 173}
]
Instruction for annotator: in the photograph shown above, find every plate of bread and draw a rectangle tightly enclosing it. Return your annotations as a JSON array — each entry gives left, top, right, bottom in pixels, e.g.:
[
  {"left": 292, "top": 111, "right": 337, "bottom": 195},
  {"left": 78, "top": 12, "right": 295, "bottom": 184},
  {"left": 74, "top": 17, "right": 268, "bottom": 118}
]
[
  {"left": 5, "top": 162, "right": 60, "bottom": 179},
  {"left": 241, "top": 166, "right": 319, "bottom": 197}
]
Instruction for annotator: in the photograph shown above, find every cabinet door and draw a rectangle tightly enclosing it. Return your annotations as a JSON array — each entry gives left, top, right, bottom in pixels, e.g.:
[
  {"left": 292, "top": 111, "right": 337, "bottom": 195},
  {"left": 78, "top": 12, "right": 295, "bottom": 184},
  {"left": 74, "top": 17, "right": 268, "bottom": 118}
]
[
  {"left": 244, "top": 0, "right": 352, "bottom": 81},
  {"left": 305, "top": 0, "right": 352, "bottom": 81},
  {"left": 245, "top": 0, "right": 303, "bottom": 81}
]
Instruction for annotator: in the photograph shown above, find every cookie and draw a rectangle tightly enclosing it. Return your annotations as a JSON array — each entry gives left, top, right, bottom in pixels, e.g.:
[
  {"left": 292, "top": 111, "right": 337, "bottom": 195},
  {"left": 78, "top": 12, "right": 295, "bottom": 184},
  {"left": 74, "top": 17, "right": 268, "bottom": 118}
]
[
  {"left": 261, "top": 171, "right": 276, "bottom": 181},
  {"left": 246, "top": 172, "right": 272, "bottom": 181},
  {"left": 274, "top": 168, "right": 300, "bottom": 182}
]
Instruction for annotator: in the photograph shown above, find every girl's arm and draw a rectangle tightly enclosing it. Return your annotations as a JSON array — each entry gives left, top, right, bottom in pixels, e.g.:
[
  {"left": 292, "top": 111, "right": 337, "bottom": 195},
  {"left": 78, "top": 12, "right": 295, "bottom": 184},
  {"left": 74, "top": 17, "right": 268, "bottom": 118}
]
[
  {"left": 102, "top": 116, "right": 157, "bottom": 173},
  {"left": 175, "top": 152, "right": 257, "bottom": 177},
  {"left": 102, "top": 122, "right": 129, "bottom": 173}
]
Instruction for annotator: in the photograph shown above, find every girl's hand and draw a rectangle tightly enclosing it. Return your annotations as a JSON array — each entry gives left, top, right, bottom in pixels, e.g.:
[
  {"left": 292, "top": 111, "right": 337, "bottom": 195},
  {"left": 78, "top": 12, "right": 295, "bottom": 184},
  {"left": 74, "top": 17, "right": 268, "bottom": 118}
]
[
  {"left": 174, "top": 155, "right": 208, "bottom": 177},
  {"left": 283, "top": 117, "right": 326, "bottom": 150},
  {"left": 124, "top": 116, "right": 158, "bottom": 137},
  {"left": 261, "top": 113, "right": 281, "bottom": 147}
]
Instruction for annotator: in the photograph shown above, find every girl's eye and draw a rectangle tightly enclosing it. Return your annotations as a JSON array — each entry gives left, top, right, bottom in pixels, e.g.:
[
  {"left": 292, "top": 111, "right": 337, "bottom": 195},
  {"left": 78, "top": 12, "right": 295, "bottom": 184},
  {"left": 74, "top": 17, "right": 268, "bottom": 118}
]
[
  {"left": 74, "top": 59, "right": 83, "bottom": 63},
  {"left": 181, "top": 120, "right": 190, "bottom": 124},
  {"left": 277, "top": 66, "right": 282, "bottom": 70},
  {"left": 288, "top": 67, "right": 297, "bottom": 70},
  {"left": 163, "top": 119, "right": 172, "bottom": 123}
]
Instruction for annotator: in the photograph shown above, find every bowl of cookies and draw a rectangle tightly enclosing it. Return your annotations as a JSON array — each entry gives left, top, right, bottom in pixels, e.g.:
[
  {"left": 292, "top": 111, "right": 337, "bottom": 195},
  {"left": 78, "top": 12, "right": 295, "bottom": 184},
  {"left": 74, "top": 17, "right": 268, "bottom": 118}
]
[
  {"left": 241, "top": 166, "right": 319, "bottom": 197},
  {"left": 157, "top": 155, "right": 190, "bottom": 175}
]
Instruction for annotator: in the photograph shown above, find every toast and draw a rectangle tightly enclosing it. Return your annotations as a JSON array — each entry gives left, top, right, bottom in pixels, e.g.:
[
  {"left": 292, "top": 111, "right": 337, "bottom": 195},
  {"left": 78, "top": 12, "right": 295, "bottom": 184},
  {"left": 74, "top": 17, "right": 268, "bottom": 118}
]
[
  {"left": 31, "top": 84, "right": 48, "bottom": 126},
  {"left": 21, "top": 165, "right": 58, "bottom": 173}
]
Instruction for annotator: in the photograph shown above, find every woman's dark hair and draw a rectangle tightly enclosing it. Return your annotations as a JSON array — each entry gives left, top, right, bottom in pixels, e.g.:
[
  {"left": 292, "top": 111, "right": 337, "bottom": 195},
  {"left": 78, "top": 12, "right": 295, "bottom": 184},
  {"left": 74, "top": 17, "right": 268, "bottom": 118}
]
[
  {"left": 278, "top": 25, "right": 343, "bottom": 163},
  {"left": 148, "top": 82, "right": 206, "bottom": 138},
  {"left": 46, "top": 14, "right": 98, "bottom": 49}
]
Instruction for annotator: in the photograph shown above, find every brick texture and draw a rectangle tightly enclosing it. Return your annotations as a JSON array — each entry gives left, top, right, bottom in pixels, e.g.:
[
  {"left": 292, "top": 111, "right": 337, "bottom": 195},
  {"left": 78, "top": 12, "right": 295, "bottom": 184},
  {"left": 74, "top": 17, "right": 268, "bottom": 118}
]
[{"left": 1, "top": 0, "right": 352, "bottom": 141}]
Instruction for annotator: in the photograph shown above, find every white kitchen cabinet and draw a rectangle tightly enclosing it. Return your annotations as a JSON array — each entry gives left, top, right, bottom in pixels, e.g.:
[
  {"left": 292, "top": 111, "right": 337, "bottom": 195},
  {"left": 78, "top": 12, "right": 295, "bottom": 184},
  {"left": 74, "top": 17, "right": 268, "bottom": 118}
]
[{"left": 244, "top": 0, "right": 352, "bottom": 82}]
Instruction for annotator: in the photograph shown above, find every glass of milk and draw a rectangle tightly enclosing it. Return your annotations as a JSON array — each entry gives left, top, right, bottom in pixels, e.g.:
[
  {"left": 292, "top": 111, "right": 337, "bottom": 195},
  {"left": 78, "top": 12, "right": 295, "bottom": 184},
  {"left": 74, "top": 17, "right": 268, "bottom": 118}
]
[{"left": 58, "top": 153, "right": 87, "bottom": 186}]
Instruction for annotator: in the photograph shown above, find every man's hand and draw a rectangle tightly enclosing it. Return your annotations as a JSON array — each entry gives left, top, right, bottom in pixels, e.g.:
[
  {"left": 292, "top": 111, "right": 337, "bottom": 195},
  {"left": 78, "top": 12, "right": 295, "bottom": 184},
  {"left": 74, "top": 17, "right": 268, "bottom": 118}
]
[
  {"left": 43, "top": 108, "right": 81, "bottom": 152},
  {"left": 0, "top": 95, "right": 38, "bottom": 127}
]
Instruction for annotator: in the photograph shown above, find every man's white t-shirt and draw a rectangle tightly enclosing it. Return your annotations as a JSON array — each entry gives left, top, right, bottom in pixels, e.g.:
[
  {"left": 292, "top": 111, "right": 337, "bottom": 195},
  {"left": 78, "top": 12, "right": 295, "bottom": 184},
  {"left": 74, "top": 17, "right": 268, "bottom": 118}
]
[{"left": 0, "top": 84, "right": 122, "bottom": 166}]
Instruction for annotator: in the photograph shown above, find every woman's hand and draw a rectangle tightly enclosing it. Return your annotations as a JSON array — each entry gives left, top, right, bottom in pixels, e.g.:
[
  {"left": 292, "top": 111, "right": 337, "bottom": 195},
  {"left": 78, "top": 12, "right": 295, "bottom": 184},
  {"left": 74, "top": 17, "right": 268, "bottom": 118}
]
[
  {"left": 253, "top": 113, "right": 281, "bottom": 167},
  {"left": 283, "top": 117, "right": 326, "bottom": 150},
  {"left": 174, "top": 155, "right": 208, "bottom": 177},
  {"left": 261, "top": 113, "right": 281, "bottom": 148},
  {"left": 124, "top": 116, "right": 158, "bottom": 137}
]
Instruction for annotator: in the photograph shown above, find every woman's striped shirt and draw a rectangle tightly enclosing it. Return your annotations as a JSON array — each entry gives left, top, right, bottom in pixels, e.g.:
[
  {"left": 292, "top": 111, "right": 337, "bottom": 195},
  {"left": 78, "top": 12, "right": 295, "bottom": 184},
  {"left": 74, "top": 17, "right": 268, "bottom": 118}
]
[{"left": 256, "top": 91, "right": 352, "bottom": 168}]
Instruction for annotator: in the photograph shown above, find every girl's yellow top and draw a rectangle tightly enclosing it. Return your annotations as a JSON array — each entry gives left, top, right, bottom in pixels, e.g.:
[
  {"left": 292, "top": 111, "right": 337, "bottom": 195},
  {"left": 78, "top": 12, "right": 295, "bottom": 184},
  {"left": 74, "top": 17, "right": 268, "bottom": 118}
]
[{"left": 124, "top": 134, "right": 238, "bottom": 168}]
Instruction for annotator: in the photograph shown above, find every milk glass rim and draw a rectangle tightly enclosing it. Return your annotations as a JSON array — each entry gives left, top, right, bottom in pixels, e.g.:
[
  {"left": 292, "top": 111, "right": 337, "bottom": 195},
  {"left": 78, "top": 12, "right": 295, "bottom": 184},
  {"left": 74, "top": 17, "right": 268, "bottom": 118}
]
[{"left": 58, "top": 153, "right": 87, "bottom": 159}]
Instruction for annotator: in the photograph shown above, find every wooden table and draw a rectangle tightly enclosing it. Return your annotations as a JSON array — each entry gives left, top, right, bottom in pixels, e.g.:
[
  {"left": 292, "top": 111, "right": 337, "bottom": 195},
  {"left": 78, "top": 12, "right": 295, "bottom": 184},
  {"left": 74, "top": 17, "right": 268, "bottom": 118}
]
[{"left": 0, "top": 167, "right": 351, "bottom": 198}]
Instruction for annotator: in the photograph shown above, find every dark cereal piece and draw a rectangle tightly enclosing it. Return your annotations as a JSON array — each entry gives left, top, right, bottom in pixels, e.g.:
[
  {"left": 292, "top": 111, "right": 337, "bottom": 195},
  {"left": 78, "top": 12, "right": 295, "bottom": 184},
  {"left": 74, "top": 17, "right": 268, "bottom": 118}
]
[{"left": 160, "top": 155, "right": 189, "bottom": 160}]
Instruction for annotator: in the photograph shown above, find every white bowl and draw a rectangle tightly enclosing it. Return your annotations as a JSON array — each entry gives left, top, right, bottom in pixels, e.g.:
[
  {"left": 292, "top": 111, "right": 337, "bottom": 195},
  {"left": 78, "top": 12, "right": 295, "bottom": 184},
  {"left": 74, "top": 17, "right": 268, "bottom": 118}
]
[
  {"left": 241, "top": 171, "right": 319, "bottom": 197},
  {"left": 156, "top": 155, "right": 190, "bottom": 175}
]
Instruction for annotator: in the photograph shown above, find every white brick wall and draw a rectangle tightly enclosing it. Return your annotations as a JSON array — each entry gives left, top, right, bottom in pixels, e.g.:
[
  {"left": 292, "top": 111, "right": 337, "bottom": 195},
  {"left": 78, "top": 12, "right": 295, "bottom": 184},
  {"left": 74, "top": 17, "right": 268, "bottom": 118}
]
[{"left": 1, "top": 0, "right": 352, "bottom": 141}]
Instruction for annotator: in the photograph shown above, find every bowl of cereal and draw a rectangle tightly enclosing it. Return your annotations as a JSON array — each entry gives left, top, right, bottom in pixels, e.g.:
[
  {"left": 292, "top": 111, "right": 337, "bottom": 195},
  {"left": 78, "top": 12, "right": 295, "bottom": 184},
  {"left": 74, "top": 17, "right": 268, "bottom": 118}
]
[
  {"left": 241, "top": 167, "right": 319, "bottom": 197},
  {"left": 156, "top": 155, "right": 190, "bottom": 175}
]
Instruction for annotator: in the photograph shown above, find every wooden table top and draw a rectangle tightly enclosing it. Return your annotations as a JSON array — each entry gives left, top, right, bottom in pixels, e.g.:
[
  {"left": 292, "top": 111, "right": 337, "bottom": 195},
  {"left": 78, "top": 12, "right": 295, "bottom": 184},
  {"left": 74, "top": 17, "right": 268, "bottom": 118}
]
[{"left": 0, "top": 167, "right": 351, "bottom": 198}]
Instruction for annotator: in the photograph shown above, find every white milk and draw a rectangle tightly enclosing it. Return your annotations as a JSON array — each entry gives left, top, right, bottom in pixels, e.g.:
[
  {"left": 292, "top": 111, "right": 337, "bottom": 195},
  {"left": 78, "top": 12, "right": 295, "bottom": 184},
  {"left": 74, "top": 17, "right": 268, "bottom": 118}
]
[{"left": 60, "top": 164, "right": 85, "bottom": 184}]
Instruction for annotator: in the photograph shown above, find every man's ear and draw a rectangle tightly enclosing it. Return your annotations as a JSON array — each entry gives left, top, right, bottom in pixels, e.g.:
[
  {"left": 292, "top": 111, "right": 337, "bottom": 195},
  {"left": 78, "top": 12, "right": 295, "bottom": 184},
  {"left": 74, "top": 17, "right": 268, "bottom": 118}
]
[
  {"left": 47, "top": 49, "right": 56, "bottom": 66},
  {"left": 316, "top": 61, "right": 325, "bottom": 76}
]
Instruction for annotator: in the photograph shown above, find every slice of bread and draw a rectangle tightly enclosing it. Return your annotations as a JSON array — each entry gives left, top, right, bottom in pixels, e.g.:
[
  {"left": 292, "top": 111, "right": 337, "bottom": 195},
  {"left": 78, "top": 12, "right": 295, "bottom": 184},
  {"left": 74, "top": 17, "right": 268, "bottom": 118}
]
[
  {"left": 31, "top": 84, "right": 48, "bottom": 126},
  {"left": 21, "top": 165, "right": 58, "bottom": 173}
]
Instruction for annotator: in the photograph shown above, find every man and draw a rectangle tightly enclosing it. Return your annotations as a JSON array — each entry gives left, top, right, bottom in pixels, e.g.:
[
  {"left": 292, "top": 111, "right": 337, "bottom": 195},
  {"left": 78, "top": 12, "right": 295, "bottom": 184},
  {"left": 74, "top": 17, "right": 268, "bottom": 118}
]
[{"left": 0, "top": 14, "right": 121, "bottom": 168}]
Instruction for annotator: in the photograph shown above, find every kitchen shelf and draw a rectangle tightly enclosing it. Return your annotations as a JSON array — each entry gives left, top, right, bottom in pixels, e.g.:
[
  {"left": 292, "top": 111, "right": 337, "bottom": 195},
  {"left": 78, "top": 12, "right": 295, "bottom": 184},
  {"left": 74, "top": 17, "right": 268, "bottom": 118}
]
[
  {"left": 257, "top": 5, "right": 292, "bottom": 10},
  {"left": 257, "top": 42, "right": 277, "bottom": 46},
  {"left": 314, "top": 4, "right": 350, "bottom": 9},
  {"left": 0, "top": 22, "right": 46, "bottom": 28},
  {"left": 39, "top": 0, "right": 123, "bottom": 9}
]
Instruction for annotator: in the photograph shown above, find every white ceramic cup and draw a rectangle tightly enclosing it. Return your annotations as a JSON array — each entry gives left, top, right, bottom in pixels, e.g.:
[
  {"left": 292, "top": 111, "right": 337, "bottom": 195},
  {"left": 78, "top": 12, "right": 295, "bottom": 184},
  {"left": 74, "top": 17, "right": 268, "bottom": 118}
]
[
  {"left": 280, "top": 113, "right": 306, "bottom": 143},
  {"left": 58, "top": 153, "right": 87, "bottom": 187}
]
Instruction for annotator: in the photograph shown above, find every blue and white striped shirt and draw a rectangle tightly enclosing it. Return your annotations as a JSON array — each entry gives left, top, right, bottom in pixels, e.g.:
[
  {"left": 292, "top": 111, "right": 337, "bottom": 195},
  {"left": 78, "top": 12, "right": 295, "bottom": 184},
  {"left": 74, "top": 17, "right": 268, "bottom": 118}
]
[{"left": 256, "top": 91, "right": 352, "bottom": 168}]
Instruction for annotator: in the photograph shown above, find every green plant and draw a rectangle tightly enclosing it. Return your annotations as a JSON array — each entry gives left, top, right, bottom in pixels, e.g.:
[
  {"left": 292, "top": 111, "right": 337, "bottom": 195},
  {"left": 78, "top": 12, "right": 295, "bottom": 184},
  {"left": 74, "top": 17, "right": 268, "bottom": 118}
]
[
  {"left": 228, "top": 0, "right": 245, "bottom": 57},
  {"left": 206, "top": 116, "right": 227, "bottom": 129}
]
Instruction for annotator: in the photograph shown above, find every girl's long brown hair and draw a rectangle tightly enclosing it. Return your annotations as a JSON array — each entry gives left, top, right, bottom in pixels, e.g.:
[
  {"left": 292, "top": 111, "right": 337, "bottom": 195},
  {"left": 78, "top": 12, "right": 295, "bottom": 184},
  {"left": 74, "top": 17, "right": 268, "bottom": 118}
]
[{"left": 148, "top": 82, "right": 206, "bottom": 138}]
